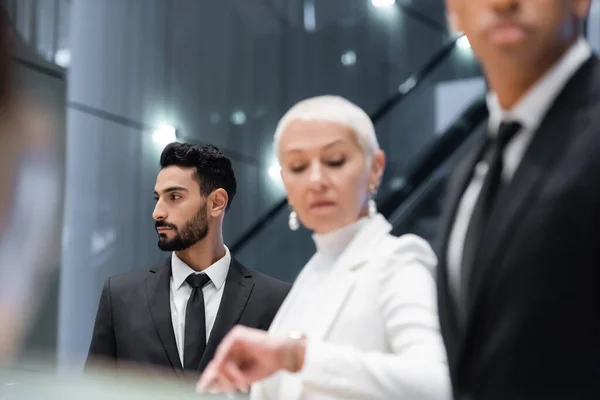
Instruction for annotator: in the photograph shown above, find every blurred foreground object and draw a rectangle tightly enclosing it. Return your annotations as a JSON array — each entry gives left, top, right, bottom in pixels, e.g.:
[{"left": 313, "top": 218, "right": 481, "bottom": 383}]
[
  {"left": 0, "top": 2, "right": 62, "bottom": 361},
  {"left": 0, "top": 362, "right": 247, "bottom": 399}
]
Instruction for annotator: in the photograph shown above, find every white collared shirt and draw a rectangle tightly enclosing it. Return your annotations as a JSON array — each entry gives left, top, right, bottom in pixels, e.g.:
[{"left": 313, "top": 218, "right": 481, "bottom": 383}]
[
  {"left": 447, "top": 38, "right": 593, "bottom": 302},
  {"left": 170, "top": 246, "right": 231, "bottom": 364}
]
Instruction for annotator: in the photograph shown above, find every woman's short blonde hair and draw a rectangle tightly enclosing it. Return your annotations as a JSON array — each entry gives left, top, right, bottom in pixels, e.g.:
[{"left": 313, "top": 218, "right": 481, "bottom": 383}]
[{"left": 273, "top": 95, "right": 380, "bottom": 160}]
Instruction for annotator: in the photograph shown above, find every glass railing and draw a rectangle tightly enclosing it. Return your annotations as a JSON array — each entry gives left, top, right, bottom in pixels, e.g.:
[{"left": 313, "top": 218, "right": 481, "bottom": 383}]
[
  {"left": 233, "top": 36, "right": 486, "bottom": 282},
  {"left": 389, "top": 98, "right": 487, "bottom": 244}
]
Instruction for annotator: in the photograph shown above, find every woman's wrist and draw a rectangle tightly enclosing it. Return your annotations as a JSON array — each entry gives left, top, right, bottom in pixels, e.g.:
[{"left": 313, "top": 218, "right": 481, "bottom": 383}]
[{"left": 280, "top": 331, "right": 306, "bottom": 373}]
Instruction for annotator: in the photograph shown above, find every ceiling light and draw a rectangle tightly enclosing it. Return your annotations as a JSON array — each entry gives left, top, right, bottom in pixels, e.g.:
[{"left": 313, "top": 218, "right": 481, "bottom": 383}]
[
  {"left": 371, "top": 0, "right": 395, "bottom": 8},
  {"left": 231, "top": 110, "right": 247, "bottom": 125},
  {"left": 341, "top": 50, "right": 357, "bottom": 66},
  {"left": 268, "top": 162, "right": 280, "bottom": 180},
  {"left": 152, "top": 124, "right": 177, "bottom": 146},
  {"left": 303, "top": 0, "right": 316, "bottom": 32},
  {"left": 55, "top": 48, "right": 71, "bottom": 68}
]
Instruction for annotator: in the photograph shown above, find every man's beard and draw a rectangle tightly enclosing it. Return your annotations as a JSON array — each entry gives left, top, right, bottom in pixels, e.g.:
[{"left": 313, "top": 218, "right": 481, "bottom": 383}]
[{"left": 156, "top": 203, "right": 209, "bottom": 252}]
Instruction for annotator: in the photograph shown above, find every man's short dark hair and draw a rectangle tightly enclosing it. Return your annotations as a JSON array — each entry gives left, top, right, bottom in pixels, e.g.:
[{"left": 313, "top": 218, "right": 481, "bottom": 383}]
[{"left": 160, "top": 142, "right": 237, "bottom": 211}]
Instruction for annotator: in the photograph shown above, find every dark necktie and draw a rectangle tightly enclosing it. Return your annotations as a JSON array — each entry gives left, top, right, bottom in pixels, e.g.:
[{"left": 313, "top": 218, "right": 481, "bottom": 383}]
[
  {"left": 460, "top": 121, "right": 522, "bottom": 311},
  {"left": 183, "top": 273, "right": 211, "bottom": 371}
]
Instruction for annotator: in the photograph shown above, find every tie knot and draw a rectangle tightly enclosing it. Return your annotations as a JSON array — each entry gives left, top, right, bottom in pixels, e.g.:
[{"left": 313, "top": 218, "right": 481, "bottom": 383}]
[
  {"left": 496, "top": 121, "right": 522, "bottom": 148},
  {"left": 186, "top": 273, "right": 211, "bottom": 289}
]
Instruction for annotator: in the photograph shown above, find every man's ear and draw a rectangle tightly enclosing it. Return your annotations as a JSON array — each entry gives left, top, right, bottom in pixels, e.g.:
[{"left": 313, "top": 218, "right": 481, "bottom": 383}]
[{"left": 209, "top": 188, "right": 229, "bottom": 216}]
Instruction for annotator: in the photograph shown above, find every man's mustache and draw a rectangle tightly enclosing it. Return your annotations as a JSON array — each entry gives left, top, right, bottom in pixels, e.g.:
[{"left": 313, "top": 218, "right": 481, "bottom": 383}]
[{"left": 155, "top": 221, "right": 177, "bottom": 230}]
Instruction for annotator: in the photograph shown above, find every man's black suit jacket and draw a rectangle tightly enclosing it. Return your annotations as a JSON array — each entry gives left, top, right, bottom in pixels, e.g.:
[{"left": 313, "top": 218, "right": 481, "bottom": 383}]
[
  {"left": 86, "top": 256, "right": 290, "bottom": 375},
  {"left": 436, "top": 56, "right": 600, "bottom": 400}
]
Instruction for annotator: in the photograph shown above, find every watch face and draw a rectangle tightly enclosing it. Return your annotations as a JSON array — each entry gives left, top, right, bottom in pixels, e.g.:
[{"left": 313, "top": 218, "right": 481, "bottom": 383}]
[{"left": 287, "top": 331, "right": 306, "bottom": 340}]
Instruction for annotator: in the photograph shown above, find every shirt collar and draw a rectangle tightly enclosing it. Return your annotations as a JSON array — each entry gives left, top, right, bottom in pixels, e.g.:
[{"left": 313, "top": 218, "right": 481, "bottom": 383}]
[
  {"left": 171, "top": 245, "right": 231, "bottom": 291},
  {"left": 487, "top": 37, "right": 592, "bottom": 135}
]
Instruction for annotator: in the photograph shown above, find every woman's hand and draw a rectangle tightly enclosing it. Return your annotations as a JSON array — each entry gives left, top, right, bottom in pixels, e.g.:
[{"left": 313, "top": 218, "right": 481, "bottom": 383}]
[{"left": 197, "top": 325, "right": 306, "bottom": 394}]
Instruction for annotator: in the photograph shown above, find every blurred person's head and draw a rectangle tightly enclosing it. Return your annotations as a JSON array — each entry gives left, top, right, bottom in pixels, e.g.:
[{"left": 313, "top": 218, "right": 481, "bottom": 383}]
[
  {"left": 446, "top": 0, "right": 590, "bottom": 106},
  {"left": 274, "top": 95, "right": 385, "bottom": 234},
  {"left": 0, "top": 4, "right": 61, "bottom": 363},
  {"left": 152, "top": 143, "right": 237, "bottom": 252},
  {"left": 0, "top": 2, "right": 19, "bottom": 360},
  {"left": 0, "top": 2, "right": 14, "bottom": 224}
]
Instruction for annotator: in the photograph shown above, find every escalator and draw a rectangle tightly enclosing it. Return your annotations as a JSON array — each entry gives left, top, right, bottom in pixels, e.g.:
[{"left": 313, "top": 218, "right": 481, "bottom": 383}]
[{"left": 232, "top": 35, "right": 489, "bottom": 283}]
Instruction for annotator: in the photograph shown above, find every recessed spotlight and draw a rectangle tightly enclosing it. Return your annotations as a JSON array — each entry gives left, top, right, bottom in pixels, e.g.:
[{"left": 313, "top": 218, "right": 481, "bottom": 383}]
[
  {"left": 268, "top": 163, "right": 280, "bottom": 180},
  {"left": 371, "top": 0, "right": 395, "bottom": 8},
  {"left": 231, "top": 110, "right": 247, "bottom": 125},
  {"left": 55, "top": 48, "right": 71, "bottom": 68},
  {"left": 152, "top": 124, "right": 177, "bottom": 145},
  {"left": 341, "top": 50, "right": 357, "bottom": 66}
]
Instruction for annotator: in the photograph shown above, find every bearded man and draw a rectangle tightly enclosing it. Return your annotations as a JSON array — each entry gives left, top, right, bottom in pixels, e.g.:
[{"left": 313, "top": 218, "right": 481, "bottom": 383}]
[{"left": 87, "top": 142, "right": 290, "bottom": 378}]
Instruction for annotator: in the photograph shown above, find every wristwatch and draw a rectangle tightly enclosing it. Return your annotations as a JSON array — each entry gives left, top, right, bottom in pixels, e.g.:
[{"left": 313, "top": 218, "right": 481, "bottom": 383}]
[
  {"left": 282, "top": 331, "right": 306, "bottom": 373},
  {"left": 287, "top": 330, "right": 306, "bottom": 341}
]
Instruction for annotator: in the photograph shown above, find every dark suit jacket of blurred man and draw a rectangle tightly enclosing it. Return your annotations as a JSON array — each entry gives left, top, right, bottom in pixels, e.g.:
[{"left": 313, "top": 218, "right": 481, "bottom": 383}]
[{"left": 436, "top": 46, "right": 600, "bottom": 399}]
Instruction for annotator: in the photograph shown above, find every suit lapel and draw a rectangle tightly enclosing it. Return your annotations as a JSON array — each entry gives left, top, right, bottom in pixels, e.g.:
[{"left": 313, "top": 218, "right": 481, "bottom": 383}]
[
  {"left": 197, "top": 258, "right": 253, "bottom": 372},
  {"left": 464, "top": 57, "right": 599, "bottom": 333},
  {"left": 308, "top": 270, "right": 356, "bottom": 341},
  {"left": 145, "top": 258, "right": 183, "bottom": 370},
  {"left": 308, "top": 215, "right": 391, "bottom": 341}
]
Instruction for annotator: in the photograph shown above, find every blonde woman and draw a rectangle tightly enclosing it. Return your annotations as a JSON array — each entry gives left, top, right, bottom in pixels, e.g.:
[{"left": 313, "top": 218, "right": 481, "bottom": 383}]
[{"left": 198, "top": 95, "right": 450, "bottom": 400}]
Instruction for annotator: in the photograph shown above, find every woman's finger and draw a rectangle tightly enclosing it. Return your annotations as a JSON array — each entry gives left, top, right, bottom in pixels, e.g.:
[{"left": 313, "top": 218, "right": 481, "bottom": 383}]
[
  {"left": 222, "top": 360, "right": 250, "bottom": 392},
  {"left": 214, "top": 371, "right": 237, "bottom": 394},
  {"left": 197, "top": 361, "right": 218, "bottom": 391}
]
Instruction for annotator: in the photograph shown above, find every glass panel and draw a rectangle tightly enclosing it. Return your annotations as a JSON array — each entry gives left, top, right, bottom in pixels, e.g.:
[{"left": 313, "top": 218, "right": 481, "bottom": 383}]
[
  {"left": 588, "top": 0, "right": 600, "bottom": 53},
  {"left": 235, "top": 41, "right": 485, "bottom": 282},
  {"left": 35, "top": 0, "right": 58, "bottom": 61},
  {"left": 390, "top": 125, "right": 486, "bottom": 244},
  {"left": 403, "top": 0, "right": 449, "bottom": 31}
]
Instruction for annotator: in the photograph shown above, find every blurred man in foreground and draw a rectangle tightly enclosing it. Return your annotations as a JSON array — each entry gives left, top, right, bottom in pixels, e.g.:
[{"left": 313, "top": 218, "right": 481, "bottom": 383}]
[{"left": 437, "top": 0, "right": 600, "bottom": 398}]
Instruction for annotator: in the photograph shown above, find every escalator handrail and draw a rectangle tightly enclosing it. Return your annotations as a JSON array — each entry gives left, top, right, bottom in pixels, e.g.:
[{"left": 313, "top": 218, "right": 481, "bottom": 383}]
[
  {"left": 231, "top": 34, "right": 466, "bottom": 254},
  {"left": 379, "top": 96, "right": 488, "bottom": 218}
]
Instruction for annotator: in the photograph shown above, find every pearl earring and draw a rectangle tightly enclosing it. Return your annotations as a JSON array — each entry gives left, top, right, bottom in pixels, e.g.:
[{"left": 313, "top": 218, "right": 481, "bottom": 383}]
[
  {"left": 368, "top": 199, "right": 377, "bottom": 217},
  {"left": 289, "top": 209, "right": 299, "bottom": 231},
  {"left": 368, "top": 186, "right": 377, "bottom": 218}
]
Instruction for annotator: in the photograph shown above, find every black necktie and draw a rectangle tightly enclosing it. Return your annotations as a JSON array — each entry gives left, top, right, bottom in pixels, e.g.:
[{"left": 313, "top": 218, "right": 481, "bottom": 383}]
[
  {"left": 183, "top": 273, "right": 211, "bottom": 371},
  {"left": 460, "top": 121, "right": 522, "bottom": 310}
]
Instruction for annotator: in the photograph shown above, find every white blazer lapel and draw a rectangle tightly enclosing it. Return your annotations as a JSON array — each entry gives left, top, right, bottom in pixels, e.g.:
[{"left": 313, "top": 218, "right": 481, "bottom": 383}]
[
  {"left": 308, "top": 215, "right": 392, "bottom": 341},
  {"left": 268, "top": 259, "right": 315, "bottom": 334},
  {"left": 269, "top": 216, "right": 393, "bottom": 400},
  {"left": 308, "top": 267, "right": 356, "bottom": 341}
]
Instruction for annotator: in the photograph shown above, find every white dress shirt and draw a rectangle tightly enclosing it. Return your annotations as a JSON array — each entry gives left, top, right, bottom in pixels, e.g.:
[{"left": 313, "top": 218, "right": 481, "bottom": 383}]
[
  {"left": 446, "top": 38, "right": 592, "bottom": 301},
  {"left": 252, "top": 214, "right": 450, "bottom": 400},
  {"left": 170, "top": 246, "right": 231, "bottom": 365}
]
